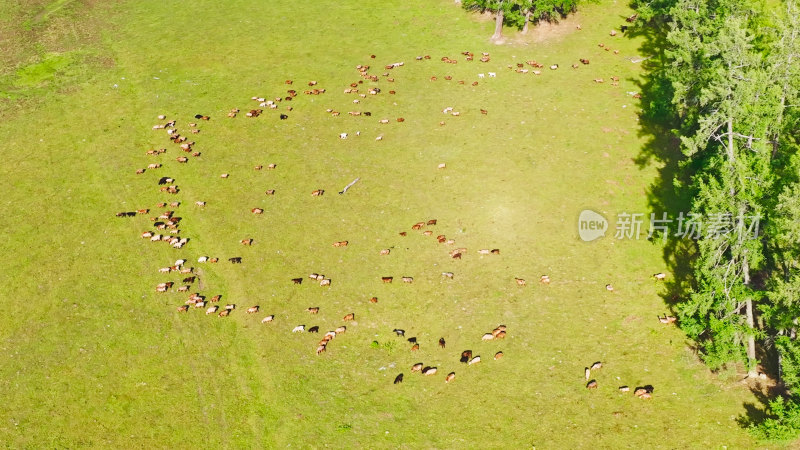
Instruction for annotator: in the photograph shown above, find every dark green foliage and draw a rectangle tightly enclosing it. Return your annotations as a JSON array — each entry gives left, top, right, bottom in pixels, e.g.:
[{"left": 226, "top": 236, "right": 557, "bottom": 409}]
[
  {"left": 698, "top": 316, "right": 748, "bottom": 371},
  {"left": 462, "top": 0, "right": 585, "bottom": 31},
  {"left": 775, "top": 335, "right": 800, "bottom": 391},
  {"left": 747, "top": 396, "right": 800, "bottom": 441}
]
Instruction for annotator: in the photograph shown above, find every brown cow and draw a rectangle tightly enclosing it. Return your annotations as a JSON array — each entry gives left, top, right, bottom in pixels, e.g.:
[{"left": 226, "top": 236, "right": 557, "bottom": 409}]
[
  {"left": 343, "top": 313, "right": 355, "bottom": 321},
  {"left": 422, "top": 367, "right": 437, "bottom": 375}
]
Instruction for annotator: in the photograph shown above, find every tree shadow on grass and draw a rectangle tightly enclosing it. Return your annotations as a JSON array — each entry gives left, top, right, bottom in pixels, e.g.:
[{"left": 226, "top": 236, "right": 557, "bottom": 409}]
[{"left": 624, "top": 20, "right": 696, "bottom": 311}]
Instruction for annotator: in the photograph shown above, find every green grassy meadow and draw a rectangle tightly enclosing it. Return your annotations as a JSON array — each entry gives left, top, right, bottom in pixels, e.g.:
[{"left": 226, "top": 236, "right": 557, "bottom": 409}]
[{"left": 0, "top": 0, "right": 780, "bottom": 447}]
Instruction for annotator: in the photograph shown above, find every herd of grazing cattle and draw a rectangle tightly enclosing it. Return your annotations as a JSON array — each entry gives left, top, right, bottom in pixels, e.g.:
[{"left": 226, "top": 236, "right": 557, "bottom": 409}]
[{"left": 116, "top": 36, "right": 665, "bottom": 396}]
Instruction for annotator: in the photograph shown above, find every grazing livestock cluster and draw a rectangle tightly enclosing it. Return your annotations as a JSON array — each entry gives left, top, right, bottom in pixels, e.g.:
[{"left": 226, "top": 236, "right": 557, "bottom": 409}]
[
  {"left": 120, "top": 42, "right": 667, "bottom": 400},
  {"left": 583, "top": 360, "right": 655, "bottom": 400}
]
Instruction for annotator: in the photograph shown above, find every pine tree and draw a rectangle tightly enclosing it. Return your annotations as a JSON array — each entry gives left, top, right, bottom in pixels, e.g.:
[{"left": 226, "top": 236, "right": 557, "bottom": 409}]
[{"left": 666, "top": 0, "right": 776, "bottom": 374}]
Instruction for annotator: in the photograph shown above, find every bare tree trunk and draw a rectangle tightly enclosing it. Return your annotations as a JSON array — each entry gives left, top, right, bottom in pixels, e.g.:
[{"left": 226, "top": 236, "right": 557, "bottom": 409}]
[
  {"left": 521, "top": 9, "right": 531, "bottom": 34},
  {"left": 746, "top": 298, "right": 758, "bottom": 376},
  {"left": 743, "top": 255, "right": 759, "bottom": 377},
  {"left": 727, "top": 118, "right": 735, "bottom": 164},
  {"left": 491, "top": 1, "right": 504, "bottom": 41},
  {"left": 731, "top": 107, "right": 758, "bottom": 376}
]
